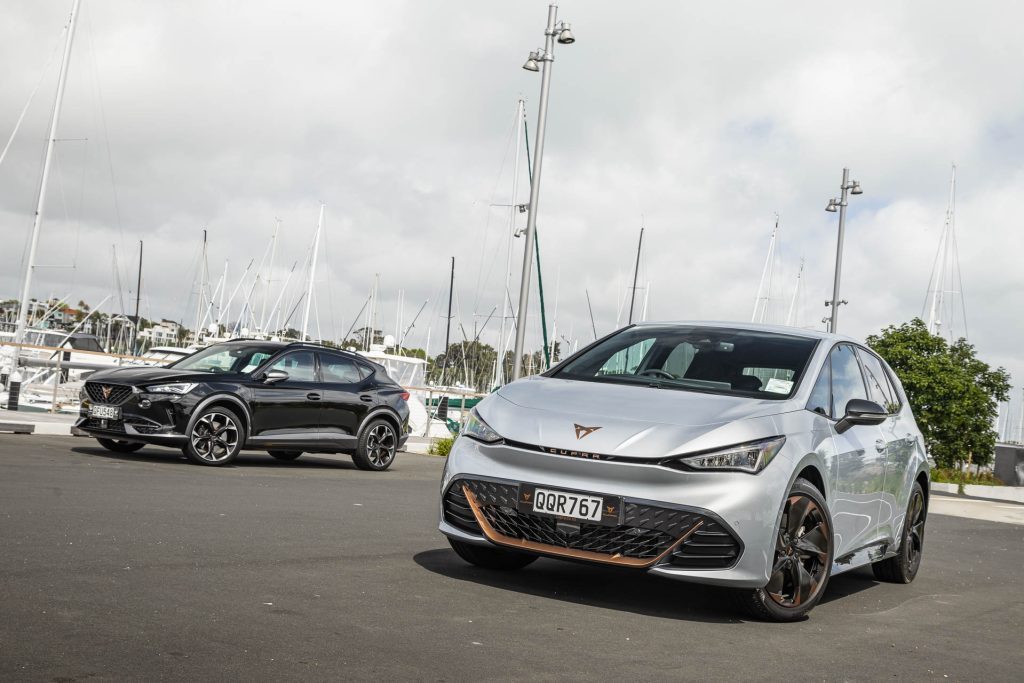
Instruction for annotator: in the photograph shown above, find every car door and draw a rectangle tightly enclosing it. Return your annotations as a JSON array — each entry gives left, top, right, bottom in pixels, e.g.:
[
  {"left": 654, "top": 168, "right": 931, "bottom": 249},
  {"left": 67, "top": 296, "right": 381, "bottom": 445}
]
[
  {"left": 247, "top": 350, "right": 321, "bottom": 446},
  {"left": 827, "top": 343, "right": 887, "bottom": 558},
  {"left": 317, "top": 353, "right": 373, "bottom": 446}
]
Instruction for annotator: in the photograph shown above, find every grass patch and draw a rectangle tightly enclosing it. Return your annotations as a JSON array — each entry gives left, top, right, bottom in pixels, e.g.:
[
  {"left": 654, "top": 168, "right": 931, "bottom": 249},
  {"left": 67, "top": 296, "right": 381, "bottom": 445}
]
[
  {"left": 931, "top": 467, "right": 1003, "bottom": 487},
  {"left": 428, "top": 437, "right": 454, "bottom": 457}
]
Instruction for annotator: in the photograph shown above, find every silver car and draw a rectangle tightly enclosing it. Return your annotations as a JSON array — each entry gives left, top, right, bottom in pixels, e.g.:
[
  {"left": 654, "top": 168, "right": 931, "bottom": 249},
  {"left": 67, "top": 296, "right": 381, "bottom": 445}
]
[{"left": 438, "top": 322, "right": 929, "bottom": 621}]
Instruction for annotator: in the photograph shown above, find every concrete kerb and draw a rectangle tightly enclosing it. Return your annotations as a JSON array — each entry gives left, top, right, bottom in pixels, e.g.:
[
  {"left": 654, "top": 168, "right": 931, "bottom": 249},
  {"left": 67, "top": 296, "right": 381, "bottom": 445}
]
[{"left": 931, "top": 480, "right": 1024, "bottom": 505}]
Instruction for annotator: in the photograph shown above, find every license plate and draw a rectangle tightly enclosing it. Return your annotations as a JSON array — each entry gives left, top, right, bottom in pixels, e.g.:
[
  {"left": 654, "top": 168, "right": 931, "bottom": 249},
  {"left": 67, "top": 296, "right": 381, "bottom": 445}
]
[
  {"left": 89, "top": 404, "right": 121, "bottom": 420},
  {"left": 518, "top": 484, "right": 623, "bottom": 525}
]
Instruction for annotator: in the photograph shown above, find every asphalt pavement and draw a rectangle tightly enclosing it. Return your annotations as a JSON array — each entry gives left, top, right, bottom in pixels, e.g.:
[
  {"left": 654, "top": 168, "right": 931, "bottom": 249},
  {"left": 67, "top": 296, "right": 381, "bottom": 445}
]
[{"left": 1, "top": 434, "right": 1022, "bottom": 681}]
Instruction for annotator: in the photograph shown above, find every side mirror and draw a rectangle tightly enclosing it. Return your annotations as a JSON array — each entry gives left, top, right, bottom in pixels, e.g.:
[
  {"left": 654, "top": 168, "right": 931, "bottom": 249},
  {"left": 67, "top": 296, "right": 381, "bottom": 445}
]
[
  {"left": 835, "top": 398, "right": 887, "bottom": 434},
  {"left": 263, "top": 369, "right": 289, "bottom": 384}
]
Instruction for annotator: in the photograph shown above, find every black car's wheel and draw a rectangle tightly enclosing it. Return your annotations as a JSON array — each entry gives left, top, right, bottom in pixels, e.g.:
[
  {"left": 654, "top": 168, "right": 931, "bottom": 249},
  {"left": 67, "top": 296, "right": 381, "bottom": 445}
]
[
  {"left": 268, "top": 450, "right": 302, "bottom": 461},
  {"left": 872, "top": 481, "right": 926, "bottom": 583},
  {"left": 95, "top": 438, "right": 145, "bottom": 453},
  {"left": 352, "top": 419, "right": 397, "bottom": 471},
  {"left": 735, "top": 478, "right": 834, "bottom": 622},
  {"left": 183, "top": 407, "right": 244, "bottom": 467},
  {"left": 448, "top": 537, "right": 538, "bottom": 570}
]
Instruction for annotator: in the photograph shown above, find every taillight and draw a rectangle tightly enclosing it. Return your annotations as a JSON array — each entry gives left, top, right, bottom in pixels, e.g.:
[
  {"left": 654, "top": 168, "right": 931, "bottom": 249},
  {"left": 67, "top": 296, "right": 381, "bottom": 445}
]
[{"left": 400, "top": 391, "right": 410, "bottom": 402}]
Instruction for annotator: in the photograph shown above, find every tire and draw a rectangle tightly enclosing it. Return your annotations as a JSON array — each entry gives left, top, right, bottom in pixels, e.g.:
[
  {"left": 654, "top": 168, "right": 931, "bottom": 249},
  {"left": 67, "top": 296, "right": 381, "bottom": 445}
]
[
  {"left": 352, "top": 418, "right": 398, "bottom": 471},
  {"left": 182, "top": 406, "right": 245, "bottom": 467},
  {"left": 735, "top": 478, "right": 834, "bottom": 622},
  {"left": 448, "top": 537, "right": 538, "bottom": 570},
  {"left": 95, "top": 438, "right": 145, "bottom": 453},
  {"left": 872, "top": 481, "right": 926, "bottom": 583},
  {"left": 268, "top": 450, "right": 302, "bottom": 461}
]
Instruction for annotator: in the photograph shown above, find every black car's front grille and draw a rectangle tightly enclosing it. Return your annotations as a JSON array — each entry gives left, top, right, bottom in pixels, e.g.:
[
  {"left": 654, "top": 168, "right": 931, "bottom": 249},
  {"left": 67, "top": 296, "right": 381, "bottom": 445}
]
[
  {"left": 446, "top": 479, "right": 734, "bottom": 565},
  {"left": 669, "top": 519, "right": 742, "bottom": 569},
  {"left": 85, "top": 382, "right": 133, "bottom": 405}
]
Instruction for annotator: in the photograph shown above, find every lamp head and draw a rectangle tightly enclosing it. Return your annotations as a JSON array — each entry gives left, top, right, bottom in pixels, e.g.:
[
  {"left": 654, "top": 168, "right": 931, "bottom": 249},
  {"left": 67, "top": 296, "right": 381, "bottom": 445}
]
[
  {"left": 850, "top": 180, "right": 863, "bottom": 195},
  {"left": 825, "top": 199, "right": 839, "bottom": 213},
  {"left": 557, "top": 23, "right": 575, "bottom": 44},
  {"left": 522, "top": 51, "right": 540, "bottom": 72}
]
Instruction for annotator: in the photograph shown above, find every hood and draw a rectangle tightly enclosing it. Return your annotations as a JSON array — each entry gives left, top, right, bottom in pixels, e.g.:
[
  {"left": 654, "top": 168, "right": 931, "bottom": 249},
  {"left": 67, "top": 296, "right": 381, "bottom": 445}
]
[
  {"left": 86, "top": 366, "right": 239, "bottom": 386},
  {"left": 482, "top": 375, "right": 793, "bottom": 459}
]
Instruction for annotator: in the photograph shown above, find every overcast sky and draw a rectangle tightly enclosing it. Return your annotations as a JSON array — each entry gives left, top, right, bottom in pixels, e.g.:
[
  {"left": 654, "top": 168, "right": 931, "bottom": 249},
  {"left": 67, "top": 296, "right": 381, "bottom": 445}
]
[{"left": 1, "top": 1, "right": 1022, "bottom": 430}]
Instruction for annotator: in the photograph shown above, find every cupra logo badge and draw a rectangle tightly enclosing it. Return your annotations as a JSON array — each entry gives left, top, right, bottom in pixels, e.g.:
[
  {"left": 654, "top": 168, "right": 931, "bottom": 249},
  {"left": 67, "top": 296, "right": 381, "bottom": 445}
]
[
  {"left": 101, "top": 386, "right": 113, "bottom": 400},
  {"left": 573, "top": 423, "right": 601, "bottom": 440}
]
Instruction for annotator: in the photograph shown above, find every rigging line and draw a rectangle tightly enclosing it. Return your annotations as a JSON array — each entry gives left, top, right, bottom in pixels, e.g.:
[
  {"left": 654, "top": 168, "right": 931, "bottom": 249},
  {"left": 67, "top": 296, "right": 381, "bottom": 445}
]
[{"left": 0, "top": 25, "right": 68, "bottom": 169}]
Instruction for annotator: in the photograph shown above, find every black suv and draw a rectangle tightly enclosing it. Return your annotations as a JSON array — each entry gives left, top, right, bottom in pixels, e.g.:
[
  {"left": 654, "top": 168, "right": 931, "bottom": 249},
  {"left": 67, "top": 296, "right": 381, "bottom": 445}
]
[{"left": 75, "top": 340, "right": 410, "bottom": 470}]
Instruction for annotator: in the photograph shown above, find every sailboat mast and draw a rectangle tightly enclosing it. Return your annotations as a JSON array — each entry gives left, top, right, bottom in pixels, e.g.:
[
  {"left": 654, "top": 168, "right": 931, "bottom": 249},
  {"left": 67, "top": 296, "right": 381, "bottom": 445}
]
[
  {"left": 133, "top": 240, "right": 143, "bottom": 353},
  {"left": 442, "top": 257, "right": 455, "bottom": 383},
  {"left": 627, "top": 226, "right": 644, "bottom": 325},
  {"left": 302, "top": 203, "right": 324, "bottom": 341},
  {"left": 497, "top": 98, "right": 525, "bottom": 387},
  {"left": 14, "top": 0, "right": 82, "bottom": 343},
  {"left": 260, "top": 219, "right": 279, "bottom": 336}
]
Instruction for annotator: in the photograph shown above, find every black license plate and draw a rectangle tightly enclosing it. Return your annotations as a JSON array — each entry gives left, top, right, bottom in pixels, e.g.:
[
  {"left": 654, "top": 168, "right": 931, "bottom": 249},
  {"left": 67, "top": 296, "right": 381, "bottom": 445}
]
[{"left": 517, "top": 484, "right": 623, "bottom": 526}]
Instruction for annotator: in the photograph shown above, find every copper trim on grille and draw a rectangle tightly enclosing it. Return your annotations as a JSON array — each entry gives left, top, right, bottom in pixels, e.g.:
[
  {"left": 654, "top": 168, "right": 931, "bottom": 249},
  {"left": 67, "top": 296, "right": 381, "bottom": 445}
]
[{"left": 462, "top": 484, "right": 702, "bottom": 568}]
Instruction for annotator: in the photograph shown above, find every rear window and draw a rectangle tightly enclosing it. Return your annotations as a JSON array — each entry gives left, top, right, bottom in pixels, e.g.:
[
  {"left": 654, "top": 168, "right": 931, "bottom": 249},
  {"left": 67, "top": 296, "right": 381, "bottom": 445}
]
[{"left": 550, "top": 325, "right": 818, "bottom": 399}]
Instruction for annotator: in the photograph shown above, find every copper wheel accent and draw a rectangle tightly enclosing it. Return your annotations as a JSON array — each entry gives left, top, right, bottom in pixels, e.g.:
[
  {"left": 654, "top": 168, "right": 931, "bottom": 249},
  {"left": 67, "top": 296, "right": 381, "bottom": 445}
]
[
  {"left": 462, "top": 485, "right": 701, "bottom": 568},
  {"left": 766, "top": 494, "right": 830, "bottom": 608}
]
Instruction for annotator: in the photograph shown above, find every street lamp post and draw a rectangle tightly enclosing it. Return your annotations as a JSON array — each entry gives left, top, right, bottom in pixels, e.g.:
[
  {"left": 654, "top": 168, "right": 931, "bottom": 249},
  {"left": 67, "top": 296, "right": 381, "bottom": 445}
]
[
  {"left": 824, "top": 168, "right": 863, "bottom": 334},
  {"left": 511, "top": 3, "right": 575, "bottom": 381}
]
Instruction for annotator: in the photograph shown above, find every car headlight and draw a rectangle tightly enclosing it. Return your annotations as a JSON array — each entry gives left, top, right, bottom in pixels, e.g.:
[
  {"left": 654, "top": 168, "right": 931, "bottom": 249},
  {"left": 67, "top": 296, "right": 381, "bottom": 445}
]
[
  {"left": 462, "top": 408, "right": 503, "bottom": 444},
  {"left": 666, "top": 436, "right": 786, "bottom": 474},
  {"left": 146, "top": 383, "right": 197, "bottom": 395}
]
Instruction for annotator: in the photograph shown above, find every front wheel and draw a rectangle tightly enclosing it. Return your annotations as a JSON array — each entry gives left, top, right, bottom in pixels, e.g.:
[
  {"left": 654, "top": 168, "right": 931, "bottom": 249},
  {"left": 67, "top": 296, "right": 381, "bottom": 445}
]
[
  {"left": 95, "top": 438, "right": 145, "bottom": 453},
  {"left": 448, "top": 538, "right": 538, "bottom": 570},
  {"left": 735, "top": 478, "right": 834, "bottom": 622},
  {"left": 352, "top": 419, "right": 398, "bottom": 471},
  {"left": 872, "top": 481, "right": 926, "bottom": 583},
  {"left": 183, "top": 407, "right": 244, "bottom": 467}
]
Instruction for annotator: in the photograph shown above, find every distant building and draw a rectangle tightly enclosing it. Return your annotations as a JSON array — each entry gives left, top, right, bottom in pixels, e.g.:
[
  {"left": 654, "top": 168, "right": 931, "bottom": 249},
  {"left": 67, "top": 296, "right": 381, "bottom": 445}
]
[{"left": 138, "top": 320, "right": 182, "bottom": 346}]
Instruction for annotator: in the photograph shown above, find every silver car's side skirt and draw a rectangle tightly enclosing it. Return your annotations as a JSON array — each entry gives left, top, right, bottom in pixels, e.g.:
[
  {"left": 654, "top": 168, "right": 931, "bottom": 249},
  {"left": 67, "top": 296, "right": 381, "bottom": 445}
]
[{"left": 831, "top": 538, "right": 897, "bottom": 576}]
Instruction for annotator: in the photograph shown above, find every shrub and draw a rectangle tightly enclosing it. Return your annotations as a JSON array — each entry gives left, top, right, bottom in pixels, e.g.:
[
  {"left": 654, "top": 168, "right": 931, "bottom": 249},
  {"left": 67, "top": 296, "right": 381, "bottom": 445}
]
[{"left": 429, "top": 437, "right": 454, "bottom": 457}]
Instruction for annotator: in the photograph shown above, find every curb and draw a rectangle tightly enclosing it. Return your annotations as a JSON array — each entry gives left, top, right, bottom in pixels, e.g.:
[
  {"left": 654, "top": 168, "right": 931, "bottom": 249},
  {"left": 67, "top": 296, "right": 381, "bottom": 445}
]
[{"left": 930, "top": 481, "right": 1024, "bottom": 506}]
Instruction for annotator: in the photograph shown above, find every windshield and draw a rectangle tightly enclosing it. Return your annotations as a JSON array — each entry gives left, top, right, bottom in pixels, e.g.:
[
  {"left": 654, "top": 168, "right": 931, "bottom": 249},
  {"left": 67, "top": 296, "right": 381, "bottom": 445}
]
[
  {"left": 550, "top": 325, "right": 818, "bottom": 399},
  {"left": 169, "top": 343, "right": 279, "bottom": 374}
]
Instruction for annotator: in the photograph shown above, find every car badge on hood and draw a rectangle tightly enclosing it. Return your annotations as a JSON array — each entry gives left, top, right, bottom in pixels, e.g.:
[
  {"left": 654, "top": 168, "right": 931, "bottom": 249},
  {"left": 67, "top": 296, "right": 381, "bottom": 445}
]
[{"left": 573, "top": 423, "right": 601, "bottom": 440}]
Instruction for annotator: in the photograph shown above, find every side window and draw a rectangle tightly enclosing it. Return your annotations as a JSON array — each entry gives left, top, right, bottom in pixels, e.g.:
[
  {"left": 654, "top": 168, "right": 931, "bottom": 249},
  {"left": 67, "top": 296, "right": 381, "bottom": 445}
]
[
  {"left": 806, "top": 359, "right": 832, "bottom": 417},
  {"left": 856, "top": 349, "right": 899, "bottom": 414},
  {"left": 830, "top": 344, "right": 867, "bottom": 416},
  {"left": 320, "top": 355, "right": 363, "bottom": 384},
  {"left": 267, "top": 351, "right": 316, "bottom": 382}
]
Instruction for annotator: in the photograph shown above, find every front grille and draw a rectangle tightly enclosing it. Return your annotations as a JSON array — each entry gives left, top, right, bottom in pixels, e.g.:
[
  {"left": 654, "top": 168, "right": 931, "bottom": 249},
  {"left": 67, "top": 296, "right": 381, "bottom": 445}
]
[
  {"left": 83, "top": 418, "right": 125, "bottom": 433},
  {"left": 448, "top": 479, "right": 719, "bottom": 563},
  {"left": 85, "top": 382, "right": 133, "bottom": 405},
  {"left": 670, "top": 519, "right": 742, "bottom": 569}
]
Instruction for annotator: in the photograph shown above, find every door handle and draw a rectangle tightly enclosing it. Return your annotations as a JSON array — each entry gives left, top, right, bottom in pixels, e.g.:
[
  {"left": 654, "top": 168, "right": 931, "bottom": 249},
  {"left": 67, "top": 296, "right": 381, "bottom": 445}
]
[
  {"left": 307, "top": 393, "right": 322, "bottom": 401},
  {"left": 360, "top": 395, "right": 374, "bottom": 403},
  {"left": 874, "top": 439, "right": 886, "bottom": 453}
]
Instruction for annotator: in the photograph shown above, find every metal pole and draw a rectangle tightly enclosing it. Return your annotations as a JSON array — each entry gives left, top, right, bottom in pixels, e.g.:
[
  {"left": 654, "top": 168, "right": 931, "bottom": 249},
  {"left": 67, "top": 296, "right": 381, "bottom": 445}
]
[
  {"left": 828, "top": 168, "right": 851, "bottom": 334},
  {"left": 442, "top": 257, "right": 455, "bottom": 383},
  {"left": 133, "top": 240, "right": 143, "bottom": 353},
  {"left": 628, "top": 227, "right": 644, "bottom": 324},
  {"left": 301, "top": 203, "right": 324, "bottom": 341},
  {"left": 14, "top": 0, "right": 82, "bottom": 343},
  {"left": 512, "top": 3, "right": 558, "bottom": 381}
]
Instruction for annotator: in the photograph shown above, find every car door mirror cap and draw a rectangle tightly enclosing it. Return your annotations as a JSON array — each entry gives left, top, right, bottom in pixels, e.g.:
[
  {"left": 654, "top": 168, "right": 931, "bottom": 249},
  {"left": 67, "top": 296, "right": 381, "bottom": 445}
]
[
  {"left": 835, "top": 398, "right": 888, "bottom": 434},
  {"left": 263, "top": 369, "right": 289, "bottom": 384}
]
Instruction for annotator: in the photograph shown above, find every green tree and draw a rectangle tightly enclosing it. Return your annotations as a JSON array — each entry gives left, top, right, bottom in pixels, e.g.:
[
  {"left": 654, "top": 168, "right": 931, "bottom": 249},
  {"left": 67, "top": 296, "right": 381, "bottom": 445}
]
[{"left": 866, "top": 318, "right": 1010, "bottom": 468}]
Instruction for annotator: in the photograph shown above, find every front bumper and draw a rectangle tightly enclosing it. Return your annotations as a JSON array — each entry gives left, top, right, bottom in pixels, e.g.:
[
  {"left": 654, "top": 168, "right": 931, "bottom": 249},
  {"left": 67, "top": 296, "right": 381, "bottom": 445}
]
[
  {"left": 439, "top": 437, "right": 792, "bottom": 588},
  {"left": 76, "top": 385, "right": 197, "bottom": 446}
]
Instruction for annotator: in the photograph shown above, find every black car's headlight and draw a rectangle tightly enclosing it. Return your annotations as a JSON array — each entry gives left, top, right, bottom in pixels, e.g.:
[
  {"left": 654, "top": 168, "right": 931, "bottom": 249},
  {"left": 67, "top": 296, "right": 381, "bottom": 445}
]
[
  {"left": 462, "top": 408, "right": 503, "bottom": 444},
  {"left": 146, "top": 383, "right": 197, "bottom": 395},
  {"left": 664, "top": 436, "right": 786, "bottom": 474}
]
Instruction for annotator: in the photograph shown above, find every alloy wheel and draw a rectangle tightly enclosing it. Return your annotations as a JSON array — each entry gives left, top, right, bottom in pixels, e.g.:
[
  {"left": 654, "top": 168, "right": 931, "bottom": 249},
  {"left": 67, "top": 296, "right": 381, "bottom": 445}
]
[
  {"left": 190, "top": 412, "right": 239, "bottom": 463},
  {"left": 905, "top": 489, "right": 926, "bottom": 573},
  {"left": 365, "top": 423, "right": 396, "bottom": 468},
  {"left": 766, "top": 494, "right": 831, "bottom": 608}
]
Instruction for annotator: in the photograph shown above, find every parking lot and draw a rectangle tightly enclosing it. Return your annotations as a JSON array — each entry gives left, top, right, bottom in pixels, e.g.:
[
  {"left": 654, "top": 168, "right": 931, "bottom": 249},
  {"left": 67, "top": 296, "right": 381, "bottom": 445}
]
[{"left": 1, "top": 434, "right": 1022, "bottom": 681}]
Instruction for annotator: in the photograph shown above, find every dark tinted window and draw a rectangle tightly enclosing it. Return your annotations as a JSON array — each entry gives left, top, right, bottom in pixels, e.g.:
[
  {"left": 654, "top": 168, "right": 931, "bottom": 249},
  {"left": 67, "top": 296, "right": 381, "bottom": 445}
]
[
  {"left": 829, "top": 344, "right": 867, "bottom": 416},
  {"left": 267, "top": 351, "right": 316, "bottom": 382},
  {"left": 806, "top": 359, "right": 832, "bottom": 417},
  {"left": 320, "top": 355, "right": 363, "bottom": 383},
  {"left": 857, "top": 348, "right": 899, "bottom": 414},
  {"left": 551, "top": 326, "right": 818, "bottom": 399}
]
